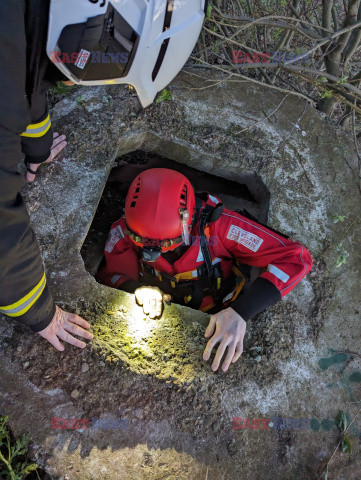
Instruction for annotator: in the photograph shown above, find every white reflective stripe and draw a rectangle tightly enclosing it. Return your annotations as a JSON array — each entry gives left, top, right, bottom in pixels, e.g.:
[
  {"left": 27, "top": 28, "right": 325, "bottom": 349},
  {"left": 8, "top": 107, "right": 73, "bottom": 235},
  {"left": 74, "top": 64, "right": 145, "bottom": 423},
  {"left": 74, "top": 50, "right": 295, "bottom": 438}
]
[
  {"left": 223, "top": 288, "right": 237, "bottom": 303},
  {"left": 192, "top": 271, "right": 198, "bottom": 278},
  {"left": 267, "top": 264, "right": 290, "bottom": 283},
  {"left": 105, "top": 225, "right": 124, "bottom": 253},
  {"left": 111, "top": 274, "right": 122, "bottom": 285},
  {"left": 208, "top": 194, "right": 219, "bottom": 204},
  {"left": 196, "top": 248, "right": 204, "bottom": 262},
  {"left": 212, "top": 257, "right": 221, "bottom": 265}
]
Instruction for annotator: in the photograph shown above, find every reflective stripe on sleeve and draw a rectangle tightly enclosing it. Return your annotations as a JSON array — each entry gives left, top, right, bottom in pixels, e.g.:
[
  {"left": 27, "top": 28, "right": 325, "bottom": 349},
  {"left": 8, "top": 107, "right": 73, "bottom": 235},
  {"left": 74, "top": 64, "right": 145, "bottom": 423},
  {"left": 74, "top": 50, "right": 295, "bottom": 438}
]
[
  {"left": 20, "top": 114, "right": 51, "bottom": 138},
  {"left": 267, "top": 264, "right": 290, "bottom": 283},
  {"left": 0, "top": 273, "right": 47, "bottom": 317}
]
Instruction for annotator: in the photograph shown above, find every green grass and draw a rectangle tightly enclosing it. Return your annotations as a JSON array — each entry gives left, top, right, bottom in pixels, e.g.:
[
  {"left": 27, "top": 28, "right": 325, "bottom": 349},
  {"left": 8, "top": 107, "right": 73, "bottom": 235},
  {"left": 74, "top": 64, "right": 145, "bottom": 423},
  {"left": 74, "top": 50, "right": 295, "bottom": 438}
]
[{"left": 0, "top": 416, "right": 38, "bottom": 480}]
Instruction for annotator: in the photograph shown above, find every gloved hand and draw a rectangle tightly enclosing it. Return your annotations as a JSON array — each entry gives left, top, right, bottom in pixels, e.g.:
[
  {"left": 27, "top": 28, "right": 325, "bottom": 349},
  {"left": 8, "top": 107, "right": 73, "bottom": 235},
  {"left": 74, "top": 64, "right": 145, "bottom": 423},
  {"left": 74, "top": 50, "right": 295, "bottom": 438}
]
[
  {"left": 135, "top": 286, "right": 171, "bottom": 319},
  {"left": 203, "top": 307, "right": 247, "bottom": 372}
]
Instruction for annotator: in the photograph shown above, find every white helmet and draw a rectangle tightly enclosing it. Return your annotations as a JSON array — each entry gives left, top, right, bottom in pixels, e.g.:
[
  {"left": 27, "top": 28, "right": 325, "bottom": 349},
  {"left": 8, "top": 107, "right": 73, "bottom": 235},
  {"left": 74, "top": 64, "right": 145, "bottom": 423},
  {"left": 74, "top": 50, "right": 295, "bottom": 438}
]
[{"left": 46, "top": 0, "right": 207, "bottom": 108}]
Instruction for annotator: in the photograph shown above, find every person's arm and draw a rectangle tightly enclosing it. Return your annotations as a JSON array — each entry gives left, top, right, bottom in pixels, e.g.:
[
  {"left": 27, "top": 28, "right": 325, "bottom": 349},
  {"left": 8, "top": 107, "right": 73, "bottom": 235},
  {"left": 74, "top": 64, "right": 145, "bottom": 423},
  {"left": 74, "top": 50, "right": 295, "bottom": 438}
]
[
  {"left": 96, "top": 219, "right": 141, "bottom": 289},
  {"left": 218, "top": 209, "right": 313, "bottom": 320},
  {"left": 20, "top": 93, "right": 53, "bottom": 167},
  {"left": 203, "top": 208, "right": 312, "bottom": 372},
  {"left": 0, "top": 2, "right": 93, "bottom": 351},
  {"left": 0, "top": 0, "right": 56, "bottom": 332}
]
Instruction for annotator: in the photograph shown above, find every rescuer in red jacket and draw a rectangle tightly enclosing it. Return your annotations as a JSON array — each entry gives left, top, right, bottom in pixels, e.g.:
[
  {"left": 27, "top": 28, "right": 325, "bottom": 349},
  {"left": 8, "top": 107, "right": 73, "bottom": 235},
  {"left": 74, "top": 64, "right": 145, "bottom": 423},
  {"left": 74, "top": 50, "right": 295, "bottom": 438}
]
[{"left": 97, "top": 168, "right": 313, "bottom": 372}]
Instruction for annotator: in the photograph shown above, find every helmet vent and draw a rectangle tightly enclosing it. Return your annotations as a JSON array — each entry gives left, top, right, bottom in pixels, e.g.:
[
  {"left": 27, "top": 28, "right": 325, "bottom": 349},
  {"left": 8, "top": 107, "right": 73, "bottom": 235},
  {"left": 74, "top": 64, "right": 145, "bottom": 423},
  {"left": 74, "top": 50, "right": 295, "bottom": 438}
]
[
  {"left": 180, "top": 185, "right": 187, "bottom": 207},
  {"left": 129, "top": 178, "right": 141, "bottom": 207}
]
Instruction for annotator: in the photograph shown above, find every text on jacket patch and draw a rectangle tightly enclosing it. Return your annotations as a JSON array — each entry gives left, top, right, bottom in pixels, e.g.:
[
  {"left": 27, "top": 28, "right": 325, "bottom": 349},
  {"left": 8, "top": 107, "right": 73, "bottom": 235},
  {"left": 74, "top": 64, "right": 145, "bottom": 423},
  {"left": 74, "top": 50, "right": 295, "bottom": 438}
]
[{"left": 226, "top": 225, "right": 264, "bottom": 252}]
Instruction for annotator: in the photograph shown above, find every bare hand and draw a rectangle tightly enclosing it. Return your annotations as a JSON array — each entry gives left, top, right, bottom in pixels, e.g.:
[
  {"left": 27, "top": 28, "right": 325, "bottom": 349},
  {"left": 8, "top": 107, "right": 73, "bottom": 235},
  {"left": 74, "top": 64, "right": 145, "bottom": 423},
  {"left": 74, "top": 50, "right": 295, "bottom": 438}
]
[
  {"left": 38, "top": 306, "right": 93, "bottom": 351},
  {"left": 135, "top": 286, "right": 171, "bottom": 319},
  {"left": 27, "top": 132, "right": 67, "bottom": 182},
  {"left": 203, "top": 307, "right": 246, "bottom": 372}
]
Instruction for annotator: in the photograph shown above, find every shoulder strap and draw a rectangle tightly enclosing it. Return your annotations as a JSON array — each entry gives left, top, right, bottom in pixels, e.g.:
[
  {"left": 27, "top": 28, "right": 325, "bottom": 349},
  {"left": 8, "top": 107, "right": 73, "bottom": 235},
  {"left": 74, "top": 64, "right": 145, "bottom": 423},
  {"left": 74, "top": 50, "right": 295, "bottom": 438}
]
[{"left": 198, "top": 203, "right": 223, "bottom": 301}]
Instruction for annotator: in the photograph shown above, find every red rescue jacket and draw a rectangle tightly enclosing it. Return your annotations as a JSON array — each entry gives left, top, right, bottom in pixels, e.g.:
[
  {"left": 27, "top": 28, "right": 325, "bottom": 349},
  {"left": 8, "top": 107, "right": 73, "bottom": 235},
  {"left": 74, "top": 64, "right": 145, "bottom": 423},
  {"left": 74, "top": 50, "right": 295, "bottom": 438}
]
[{"left": 97, "top": 194, "right": 313, "bottom": 320}]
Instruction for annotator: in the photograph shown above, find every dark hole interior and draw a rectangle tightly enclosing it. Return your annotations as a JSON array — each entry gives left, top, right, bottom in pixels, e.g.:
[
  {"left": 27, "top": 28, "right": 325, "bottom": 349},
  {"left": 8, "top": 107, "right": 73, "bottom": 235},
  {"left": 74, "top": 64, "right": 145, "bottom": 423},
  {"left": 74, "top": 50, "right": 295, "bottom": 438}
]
[{"left": 80, "top": 150, "right": 270, "bottom": 278}]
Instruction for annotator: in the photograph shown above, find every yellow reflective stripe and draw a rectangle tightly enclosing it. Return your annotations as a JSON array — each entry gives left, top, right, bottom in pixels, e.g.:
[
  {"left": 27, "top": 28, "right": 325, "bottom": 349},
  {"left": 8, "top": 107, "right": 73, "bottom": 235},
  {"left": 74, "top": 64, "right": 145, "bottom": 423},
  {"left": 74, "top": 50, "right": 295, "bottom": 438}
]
[
  {"left": 200, "top": 302, "right": 215, "bottom": 313},
  {"left": 230, "top": 267, "right": 246, "bottom": 302},
  {"left": 0, "top": 273, "right": 46, "bottom": 317},
  {"left": 174, "top": 270, "right": 197, "bottom": 281},
  {"left": 20, "top": 114, "right": 51, "bottom": 138},
  {"left": 184, "top": 295, "right": 192, "bottom": 304}
]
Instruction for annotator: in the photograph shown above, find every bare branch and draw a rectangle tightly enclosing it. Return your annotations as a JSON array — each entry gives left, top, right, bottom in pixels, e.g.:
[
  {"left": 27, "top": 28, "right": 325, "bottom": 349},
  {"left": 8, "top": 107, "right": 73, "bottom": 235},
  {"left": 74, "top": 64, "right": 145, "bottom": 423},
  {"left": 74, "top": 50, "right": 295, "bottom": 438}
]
[
  {"left": 188, "top": 57, "right": 315, "bottom": 104},
  {"left": 209, "top": 14, "right": 324, "bottom": 39},
  {"left": 322, "top": 0, "right": 333, "bottom": 37}
]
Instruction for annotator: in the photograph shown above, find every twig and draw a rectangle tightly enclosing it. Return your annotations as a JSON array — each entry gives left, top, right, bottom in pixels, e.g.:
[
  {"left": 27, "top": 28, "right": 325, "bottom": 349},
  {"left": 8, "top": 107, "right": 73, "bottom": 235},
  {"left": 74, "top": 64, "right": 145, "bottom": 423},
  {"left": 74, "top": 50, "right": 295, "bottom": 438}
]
[
  {"left": 228, "top": 62, "right": 361, "bottom": 99},
  {"left": 353, "top": 111, "right": 361, "bottom": 191},
  {"left": 234, "top": 94, "right": 289, "bottom": 134},
  {"left": 319, "top": 408, "right": 361, "bottom": 478},
  {"left": 211, "top": 14, "right": 333, "bottom": 36},
  {"left": 188, "top": 57, "right": 315, "bottom": 104},
  {"left": 332, "top": 349, "right": 361, "bottom": 359}
]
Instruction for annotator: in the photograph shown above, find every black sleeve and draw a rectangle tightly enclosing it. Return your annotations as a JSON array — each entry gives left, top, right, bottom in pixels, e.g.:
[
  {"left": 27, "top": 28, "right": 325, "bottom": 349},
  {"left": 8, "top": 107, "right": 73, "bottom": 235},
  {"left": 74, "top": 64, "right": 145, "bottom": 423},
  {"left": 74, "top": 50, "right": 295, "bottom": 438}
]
[
  {"left": 20, "top": 91, "right": 53, "bottom": 165},
  {"left": 120, "top": 279, "right": 143, "bottom": 293},
  {"left": 0, "top": 0, "right": 55, "bottom": 332},
  {"left": 231, "top": 277, "right": 281, "bottom": 321}
]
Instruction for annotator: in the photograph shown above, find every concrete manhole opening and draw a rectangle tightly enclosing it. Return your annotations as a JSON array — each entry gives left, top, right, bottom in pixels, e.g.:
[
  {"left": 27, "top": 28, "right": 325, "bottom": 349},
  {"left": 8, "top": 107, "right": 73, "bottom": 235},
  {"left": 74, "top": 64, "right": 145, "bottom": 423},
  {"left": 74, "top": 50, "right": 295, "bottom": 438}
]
[
  {"left": 78, "top": 147, "right": 288, "bottom": 387},
  {"left": 80, "top": 149, "right": 271, "bottom": 284}
]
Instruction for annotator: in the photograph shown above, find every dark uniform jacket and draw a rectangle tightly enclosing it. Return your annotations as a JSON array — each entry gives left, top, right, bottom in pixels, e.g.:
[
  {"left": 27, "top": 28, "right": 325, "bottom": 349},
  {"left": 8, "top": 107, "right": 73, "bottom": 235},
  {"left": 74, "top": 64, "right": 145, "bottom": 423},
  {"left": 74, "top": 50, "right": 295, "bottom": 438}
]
[{"left": 0, "top": 0, "right": 59, "bottom": 331}]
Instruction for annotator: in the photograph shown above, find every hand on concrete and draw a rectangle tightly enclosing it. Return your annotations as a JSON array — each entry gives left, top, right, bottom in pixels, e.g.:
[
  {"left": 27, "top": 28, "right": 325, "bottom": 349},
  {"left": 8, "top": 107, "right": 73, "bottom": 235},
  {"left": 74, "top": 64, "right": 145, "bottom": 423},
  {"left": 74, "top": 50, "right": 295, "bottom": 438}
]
[
  {"left": 27, "top": 132, "right": 67, "bottom": 182},
  {"left": 203, "top": 307, "right": 246, "bottom": 372},
  {"left": 38, "top": 306, "right": 93, "bottom": 351},
  {"left": 135, "top": 286, "right": 171, "bottom": 319}
]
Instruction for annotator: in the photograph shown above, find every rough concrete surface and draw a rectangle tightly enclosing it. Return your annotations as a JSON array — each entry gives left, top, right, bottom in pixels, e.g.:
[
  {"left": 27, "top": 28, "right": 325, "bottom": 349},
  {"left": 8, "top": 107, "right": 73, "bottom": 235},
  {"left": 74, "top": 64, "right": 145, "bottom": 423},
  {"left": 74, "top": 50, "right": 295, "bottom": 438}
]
[{"left": 0, "top": 70, "right": 360, "bottom": 480}]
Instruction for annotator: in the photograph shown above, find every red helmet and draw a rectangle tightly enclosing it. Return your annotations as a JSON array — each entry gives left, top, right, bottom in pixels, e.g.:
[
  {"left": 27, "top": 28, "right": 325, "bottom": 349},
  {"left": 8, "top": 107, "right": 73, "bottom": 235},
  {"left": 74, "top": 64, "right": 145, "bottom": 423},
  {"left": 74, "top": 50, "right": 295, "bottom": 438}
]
[{"left": 124, "top": 168, "right": 196, "bottom": 256}]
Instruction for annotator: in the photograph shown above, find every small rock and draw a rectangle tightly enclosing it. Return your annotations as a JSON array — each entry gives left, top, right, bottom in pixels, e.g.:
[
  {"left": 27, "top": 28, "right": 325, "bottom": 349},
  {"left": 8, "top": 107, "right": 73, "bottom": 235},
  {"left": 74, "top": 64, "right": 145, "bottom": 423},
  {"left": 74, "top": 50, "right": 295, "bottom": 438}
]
[
  {"left": 70, "top": 389, "right": 79, "bottom": 399},
  {"left": 99, "top": 361, "right": 105, "bottom": 367},
  {"left": 82, "top": 363, "right": 89, "bottom": 373},
  {"left": 17, "top": 346, "right": 22, "bottom": 352},
  {"left": 255, "top": 355, "right": 262, "bottom": 363},
  {"left": 227, "top": 439, "right": 239, "bottom": 456},
  {"left": 23, "top": 361, "right": 30, "bottom": 369},
  {"left": 212, "top": 421, "right": 220, "bottom": 433},
  {"left": 134, "top": 408, "right": 142, "bottom": 419}
]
